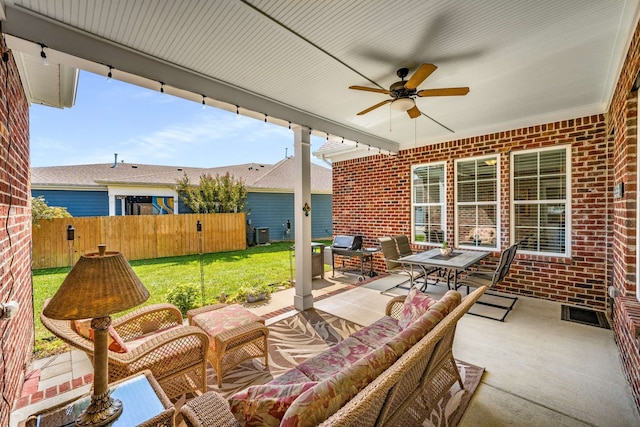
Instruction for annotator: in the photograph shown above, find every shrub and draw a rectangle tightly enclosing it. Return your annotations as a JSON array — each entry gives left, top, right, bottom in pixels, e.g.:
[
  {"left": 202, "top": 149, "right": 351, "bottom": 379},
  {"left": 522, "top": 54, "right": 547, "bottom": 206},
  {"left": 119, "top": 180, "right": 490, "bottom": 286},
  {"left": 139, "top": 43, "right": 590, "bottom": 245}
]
[
  {"left": 166, "top": 283, "right": 200, "bottom": 316},
  {"left": 32, "top": 196, "right": 71, "bottom": 226},
  {"left": 233, "top": 281, "right": 272, "bottom": 302}
]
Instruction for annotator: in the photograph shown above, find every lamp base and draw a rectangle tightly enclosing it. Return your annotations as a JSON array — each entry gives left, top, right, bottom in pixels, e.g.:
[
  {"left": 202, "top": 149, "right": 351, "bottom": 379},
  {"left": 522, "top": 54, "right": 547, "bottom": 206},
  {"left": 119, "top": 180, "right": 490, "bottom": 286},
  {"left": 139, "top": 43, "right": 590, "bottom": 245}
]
[{"left": 75, "top": 389, "right": 123, "bottom": 427}]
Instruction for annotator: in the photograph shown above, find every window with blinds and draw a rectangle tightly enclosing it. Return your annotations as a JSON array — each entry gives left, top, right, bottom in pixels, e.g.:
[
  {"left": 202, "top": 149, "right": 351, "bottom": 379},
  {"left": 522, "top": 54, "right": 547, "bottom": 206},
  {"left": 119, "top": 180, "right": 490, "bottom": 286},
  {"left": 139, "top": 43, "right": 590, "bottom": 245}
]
[
  {"left": 511, "top": 146, "right": 570, "bottom": 256},
  {"left": 411, "top": 163, "right": 446, "bottom": 245},
  {"left": 455, "top": 157, "right": 499, "bottom": 249}
]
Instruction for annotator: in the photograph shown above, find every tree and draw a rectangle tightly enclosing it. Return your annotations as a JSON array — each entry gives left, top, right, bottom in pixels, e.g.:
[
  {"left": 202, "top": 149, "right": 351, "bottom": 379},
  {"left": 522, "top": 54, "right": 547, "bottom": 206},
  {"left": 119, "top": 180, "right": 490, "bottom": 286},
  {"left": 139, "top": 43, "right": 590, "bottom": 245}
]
[
  {"left": 215, "top": 172, "right": 248, "bottom": 213},
  {"left": 175, "top": 172, "right": 247, "bottom": 213},
  {"left": 31, "top": 196, "right": 72, "bottom": 226}
]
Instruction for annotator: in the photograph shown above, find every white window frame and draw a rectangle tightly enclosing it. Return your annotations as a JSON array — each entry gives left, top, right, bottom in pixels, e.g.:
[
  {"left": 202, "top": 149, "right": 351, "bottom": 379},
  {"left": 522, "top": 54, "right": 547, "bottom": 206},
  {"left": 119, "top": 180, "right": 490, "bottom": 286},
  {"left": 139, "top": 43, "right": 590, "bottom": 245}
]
[
  {"left": 411, "top": 162, "right": 447, "bottom": 247},
  {"left": 510, "top": 145, "right": 571, "bottom": 257},
  {"left": 454, "top": 155, "right": 500, "bottom": 251}
]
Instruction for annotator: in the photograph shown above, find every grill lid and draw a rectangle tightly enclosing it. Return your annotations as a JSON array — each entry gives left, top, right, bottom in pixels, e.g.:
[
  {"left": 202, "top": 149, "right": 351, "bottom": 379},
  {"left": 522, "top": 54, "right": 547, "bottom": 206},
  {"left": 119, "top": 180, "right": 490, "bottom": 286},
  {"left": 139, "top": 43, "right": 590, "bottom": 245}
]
[{"left": 332, "top": 235, "right": 363, "bottom": 250}]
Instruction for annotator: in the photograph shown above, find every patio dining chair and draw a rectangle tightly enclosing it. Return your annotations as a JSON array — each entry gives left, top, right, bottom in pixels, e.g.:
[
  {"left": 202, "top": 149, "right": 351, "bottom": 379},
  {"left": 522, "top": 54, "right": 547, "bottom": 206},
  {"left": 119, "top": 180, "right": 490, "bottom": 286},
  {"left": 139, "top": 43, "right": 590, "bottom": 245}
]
[
  {"left": 393, "top": 234, "right": 415, "bottom": 258},
  {"left": 456, "top": 243, "right": 519, "bottom": 321},
  {"left": 378, "top": 236, "right": 425, "bottom": 294},
  {"left": 393, "top": 234, "right": 444, "bottom": 291}
]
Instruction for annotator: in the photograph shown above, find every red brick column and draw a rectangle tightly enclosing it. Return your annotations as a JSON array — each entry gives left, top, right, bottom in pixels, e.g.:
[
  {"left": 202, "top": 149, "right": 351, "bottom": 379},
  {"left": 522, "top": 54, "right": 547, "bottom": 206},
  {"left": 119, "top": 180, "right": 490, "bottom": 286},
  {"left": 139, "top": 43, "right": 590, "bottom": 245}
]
[{"left": 0, "top": 34, "right": 32, "bottom": 425}]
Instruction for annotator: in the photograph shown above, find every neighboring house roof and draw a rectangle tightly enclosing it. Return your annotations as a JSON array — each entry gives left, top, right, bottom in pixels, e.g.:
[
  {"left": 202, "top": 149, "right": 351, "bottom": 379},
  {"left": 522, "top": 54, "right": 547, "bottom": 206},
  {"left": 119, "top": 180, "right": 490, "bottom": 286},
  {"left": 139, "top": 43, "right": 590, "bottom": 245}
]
[
  {"left": 31, "top": 157, "right": 332, "bottom": 193},
  {"left": 249, "top": 157, "right": 332, "bottom": 192}
]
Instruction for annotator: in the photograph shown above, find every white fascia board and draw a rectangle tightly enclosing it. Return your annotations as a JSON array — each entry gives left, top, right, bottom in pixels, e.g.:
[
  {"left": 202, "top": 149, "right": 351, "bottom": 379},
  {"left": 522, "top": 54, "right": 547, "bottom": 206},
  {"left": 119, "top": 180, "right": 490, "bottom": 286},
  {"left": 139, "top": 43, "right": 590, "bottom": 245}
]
[
  {"left": 107, "top": 185, "right": 178, "bottom": 198},
  {"left": 31, "top": 184, "right": 107, "bottom": 191},
  {"left": 249, "top": 188, "right": 332, "bottom": 195}
]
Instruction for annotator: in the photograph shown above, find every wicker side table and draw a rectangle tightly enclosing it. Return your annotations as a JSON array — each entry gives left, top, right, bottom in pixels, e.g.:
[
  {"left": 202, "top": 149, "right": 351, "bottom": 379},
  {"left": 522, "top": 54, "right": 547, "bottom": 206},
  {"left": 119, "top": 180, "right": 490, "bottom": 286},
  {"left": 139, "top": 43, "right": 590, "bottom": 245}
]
[
  {"left": 25, "top": 370, "right": 174, "bottom": 427},
  {"left": 187, "top": 304, "right": 269, "bottom": 388}
]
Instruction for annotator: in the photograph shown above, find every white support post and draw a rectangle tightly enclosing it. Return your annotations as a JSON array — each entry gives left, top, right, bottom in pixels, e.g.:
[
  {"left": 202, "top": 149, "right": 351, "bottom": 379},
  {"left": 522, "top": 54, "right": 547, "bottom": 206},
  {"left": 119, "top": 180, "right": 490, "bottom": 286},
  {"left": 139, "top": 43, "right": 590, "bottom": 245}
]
[
  {"left": 108, "top": 195, "right": 116, "bottom": 216},
  {"left": 292, "top": 125, "right": 313, "bottom": 311}
]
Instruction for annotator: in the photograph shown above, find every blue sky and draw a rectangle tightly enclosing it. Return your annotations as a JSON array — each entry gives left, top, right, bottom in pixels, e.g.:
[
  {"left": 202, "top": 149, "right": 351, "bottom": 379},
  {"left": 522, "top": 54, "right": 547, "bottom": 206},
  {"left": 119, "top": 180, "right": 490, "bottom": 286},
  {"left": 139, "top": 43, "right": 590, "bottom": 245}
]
[{"left": 29, "top": 71, "right": 329, "bottom": 168}]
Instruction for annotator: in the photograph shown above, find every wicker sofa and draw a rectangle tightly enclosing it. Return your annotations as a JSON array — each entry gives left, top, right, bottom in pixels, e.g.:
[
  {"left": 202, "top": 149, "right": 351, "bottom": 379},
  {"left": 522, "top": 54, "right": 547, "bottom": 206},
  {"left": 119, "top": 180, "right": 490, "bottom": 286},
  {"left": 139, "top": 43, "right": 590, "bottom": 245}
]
[
  {"left": 182, "top": 286, "right": 486, "bottom": 427},
  {"left": 41, "top": 301, "right": 209, "bottom": 399}
]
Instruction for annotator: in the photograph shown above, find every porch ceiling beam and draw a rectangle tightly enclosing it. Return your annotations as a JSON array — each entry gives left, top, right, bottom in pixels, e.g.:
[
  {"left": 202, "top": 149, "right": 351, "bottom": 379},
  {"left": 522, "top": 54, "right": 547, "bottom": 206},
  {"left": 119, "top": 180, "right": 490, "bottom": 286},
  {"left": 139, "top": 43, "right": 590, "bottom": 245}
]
[{"left": 2, "top": 5, "right": 399, "bottom": 154}]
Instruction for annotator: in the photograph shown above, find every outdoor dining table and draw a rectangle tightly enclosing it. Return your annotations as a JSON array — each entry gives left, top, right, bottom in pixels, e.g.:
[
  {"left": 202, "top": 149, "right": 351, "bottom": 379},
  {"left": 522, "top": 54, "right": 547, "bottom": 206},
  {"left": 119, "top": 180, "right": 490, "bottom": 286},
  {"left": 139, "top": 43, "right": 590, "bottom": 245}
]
[{"left": 399, "top": 248, "right": 490, "bottom": 289}]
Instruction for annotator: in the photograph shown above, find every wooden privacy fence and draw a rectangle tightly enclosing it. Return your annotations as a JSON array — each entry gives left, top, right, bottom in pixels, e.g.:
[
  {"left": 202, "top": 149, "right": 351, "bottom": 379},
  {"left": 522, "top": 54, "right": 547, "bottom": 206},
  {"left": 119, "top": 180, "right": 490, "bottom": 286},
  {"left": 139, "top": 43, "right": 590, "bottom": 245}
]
[{"left": 32, "top": 213, "right": 246, "bottom": 269}]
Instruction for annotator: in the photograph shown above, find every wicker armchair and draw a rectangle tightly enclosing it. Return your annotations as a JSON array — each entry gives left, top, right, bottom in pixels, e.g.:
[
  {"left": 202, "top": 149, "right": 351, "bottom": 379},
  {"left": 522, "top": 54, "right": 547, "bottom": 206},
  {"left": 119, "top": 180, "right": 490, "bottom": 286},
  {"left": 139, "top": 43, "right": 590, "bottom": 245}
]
[
  {"left": 41, "top": 301, "right": 209, "bottom": 399},
  {"left": 181, "top": 391, "right": 240, "bottom": 427}
]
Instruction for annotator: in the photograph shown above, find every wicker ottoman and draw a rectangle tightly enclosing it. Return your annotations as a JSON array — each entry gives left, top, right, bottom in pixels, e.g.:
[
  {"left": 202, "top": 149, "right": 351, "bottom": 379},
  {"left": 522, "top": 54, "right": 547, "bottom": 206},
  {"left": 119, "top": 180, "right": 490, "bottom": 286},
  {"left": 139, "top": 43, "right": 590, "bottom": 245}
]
[{"left": 187, "top": 304, "right": 269, "bottom": 388}]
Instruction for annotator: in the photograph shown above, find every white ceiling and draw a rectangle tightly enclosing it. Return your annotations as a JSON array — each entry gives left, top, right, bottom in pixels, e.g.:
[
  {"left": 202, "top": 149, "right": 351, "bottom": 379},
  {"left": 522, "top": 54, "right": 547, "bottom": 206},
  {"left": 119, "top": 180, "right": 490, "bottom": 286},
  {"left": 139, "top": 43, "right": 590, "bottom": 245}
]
[{"left": 2, "top": 0, "right": 639, "bottom": 160}]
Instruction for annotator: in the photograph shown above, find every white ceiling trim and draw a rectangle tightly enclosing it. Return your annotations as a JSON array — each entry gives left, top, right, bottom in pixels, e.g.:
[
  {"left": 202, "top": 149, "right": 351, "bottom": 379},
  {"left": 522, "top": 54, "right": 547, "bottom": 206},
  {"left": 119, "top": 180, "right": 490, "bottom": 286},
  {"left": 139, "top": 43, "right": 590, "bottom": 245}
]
[
  {"left": 3, "top": 0, "right": 640, "bottom": 163},
  {"left": 600, "top": 0, "right": 640, "bottom": 112}
]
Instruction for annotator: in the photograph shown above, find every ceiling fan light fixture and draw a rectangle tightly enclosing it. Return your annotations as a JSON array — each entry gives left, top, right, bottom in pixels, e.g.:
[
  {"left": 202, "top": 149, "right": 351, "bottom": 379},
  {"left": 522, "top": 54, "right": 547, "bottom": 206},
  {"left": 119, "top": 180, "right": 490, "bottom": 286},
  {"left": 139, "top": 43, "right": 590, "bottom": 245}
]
[{"left": 391, "top": 98, "right": 415, "bottom": 112}]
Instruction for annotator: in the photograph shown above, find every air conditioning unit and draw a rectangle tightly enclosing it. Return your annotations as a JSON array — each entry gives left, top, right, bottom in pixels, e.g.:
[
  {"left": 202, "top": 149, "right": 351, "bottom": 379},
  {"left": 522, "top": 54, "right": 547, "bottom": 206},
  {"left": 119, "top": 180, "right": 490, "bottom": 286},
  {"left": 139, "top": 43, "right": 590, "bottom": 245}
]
[{"left": 255, "top": 227, "right": 269, "bottom": 245}]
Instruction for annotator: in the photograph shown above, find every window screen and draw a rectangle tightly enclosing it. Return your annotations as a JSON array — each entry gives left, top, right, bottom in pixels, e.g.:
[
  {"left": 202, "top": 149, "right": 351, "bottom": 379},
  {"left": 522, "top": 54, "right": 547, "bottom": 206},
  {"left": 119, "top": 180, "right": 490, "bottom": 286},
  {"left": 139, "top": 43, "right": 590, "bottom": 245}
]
[
  {"left": 412, "top": 163, "right": 446, "bottom": 245},
  {"left": 512, "top": 147, "right": 569, "bottom": 256},
  {"left": 456, "top": 157, "right": 498, "bottom": 249}
]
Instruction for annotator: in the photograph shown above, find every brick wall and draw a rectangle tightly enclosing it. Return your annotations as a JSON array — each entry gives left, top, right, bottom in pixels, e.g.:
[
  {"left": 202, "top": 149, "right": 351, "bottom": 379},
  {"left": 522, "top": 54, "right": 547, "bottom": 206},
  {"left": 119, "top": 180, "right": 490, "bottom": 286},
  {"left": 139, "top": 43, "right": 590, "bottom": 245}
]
[
  {"left": 606, "top": 11, "right": 640, "bottom": 411},
  {"left": 333, "top": 14, "right": 640, "bottom": 411},
  {"left": 0, "top": 37, "right": 32, "bottom": 425},
  {"left": 334, "top": 114, "right": 610, "bottom": 309}
]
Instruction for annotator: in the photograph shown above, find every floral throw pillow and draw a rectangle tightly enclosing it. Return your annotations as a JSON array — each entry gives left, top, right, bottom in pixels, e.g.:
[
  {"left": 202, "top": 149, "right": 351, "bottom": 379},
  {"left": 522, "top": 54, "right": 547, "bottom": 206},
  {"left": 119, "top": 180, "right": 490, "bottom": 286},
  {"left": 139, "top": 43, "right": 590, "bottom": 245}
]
[
  {"left": 229, "top": 381, "right": 317, "bottom": 426},
  {"left": 73, "top": 319, "right": 128, "bottom": 353},
  {"left": 398, "top": 287, "right": 436, "bottom": 330}
]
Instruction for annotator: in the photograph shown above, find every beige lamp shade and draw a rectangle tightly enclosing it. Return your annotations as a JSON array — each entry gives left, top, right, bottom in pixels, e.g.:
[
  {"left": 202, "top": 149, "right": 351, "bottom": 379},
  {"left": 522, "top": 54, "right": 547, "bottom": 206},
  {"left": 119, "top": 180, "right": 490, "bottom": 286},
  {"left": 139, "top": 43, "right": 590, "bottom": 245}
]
[{"left": 43, "top": 245, "right": 149, "bottom": 320}]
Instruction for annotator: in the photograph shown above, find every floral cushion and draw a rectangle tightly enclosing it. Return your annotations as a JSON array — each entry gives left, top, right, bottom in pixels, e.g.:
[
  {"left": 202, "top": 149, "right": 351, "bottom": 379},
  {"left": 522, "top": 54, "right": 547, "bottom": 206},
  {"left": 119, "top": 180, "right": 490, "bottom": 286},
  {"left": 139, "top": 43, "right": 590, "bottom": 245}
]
[
  {"left": 385, "top": 310, "right": 442, "bottom": 356},
  {"left": 387, "top": 290, "right": 461, "bottom": 356},
  {"left": 229, "top": 381, "right": 317, "bottom": 427},
  {"left": 350, "top": 315, "right": 401, "bottom": 348},
  {"left": 73, "top": 319, "right": 127, "bottom": 353},
  {"left": 269, "top": 368, "right": 312, "bottom": 386},
  {"left": 296, "top": 337, "right": 374, "bottom": 381},
  {"left": 124, "top": 325, "right": 180, "bottom": 351},
  {"left": 398, "top": 286, "right": 437, "bottom": 330},
  {"left": 191, "top": 304, "right": 263, "bottom": 338},
  {"left": 281, "top": 344, "right": 398, "bottom": 426}
]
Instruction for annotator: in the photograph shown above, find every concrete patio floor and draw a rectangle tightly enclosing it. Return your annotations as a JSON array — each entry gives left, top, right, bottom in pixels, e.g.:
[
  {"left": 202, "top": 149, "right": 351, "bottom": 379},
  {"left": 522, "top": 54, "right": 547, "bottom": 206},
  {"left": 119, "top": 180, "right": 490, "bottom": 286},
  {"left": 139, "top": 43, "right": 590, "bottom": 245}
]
[{"left": 11, "top": 273, "right": 640, "bottom": 426}]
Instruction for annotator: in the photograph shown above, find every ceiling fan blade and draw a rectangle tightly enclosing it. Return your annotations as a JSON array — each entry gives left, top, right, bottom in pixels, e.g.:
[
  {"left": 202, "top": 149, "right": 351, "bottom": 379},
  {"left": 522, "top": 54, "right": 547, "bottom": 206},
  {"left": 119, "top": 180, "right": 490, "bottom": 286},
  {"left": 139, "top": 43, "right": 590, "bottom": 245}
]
[
  {"left": 349, "top": 85, "right": 391, "bottom": 95},
  {"left": 407, "top": 105, "right": 421, "bottom": 119},
  {"left": 357, "top": 99, "right": 392, "bottom": 115},
  {"left": 405, "top": 64, "right": 437, "bottom": 90},
  {"left": 417, "top": 87, "right": 470, "bottom": 97}
]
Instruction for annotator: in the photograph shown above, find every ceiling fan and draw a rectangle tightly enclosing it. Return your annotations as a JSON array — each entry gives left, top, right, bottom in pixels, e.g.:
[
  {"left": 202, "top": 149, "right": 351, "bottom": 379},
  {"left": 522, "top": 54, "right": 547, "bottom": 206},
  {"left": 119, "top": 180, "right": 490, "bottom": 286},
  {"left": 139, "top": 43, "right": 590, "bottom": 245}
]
[{"left": 349, "top": 63, "right": 469, "bottom": 119}]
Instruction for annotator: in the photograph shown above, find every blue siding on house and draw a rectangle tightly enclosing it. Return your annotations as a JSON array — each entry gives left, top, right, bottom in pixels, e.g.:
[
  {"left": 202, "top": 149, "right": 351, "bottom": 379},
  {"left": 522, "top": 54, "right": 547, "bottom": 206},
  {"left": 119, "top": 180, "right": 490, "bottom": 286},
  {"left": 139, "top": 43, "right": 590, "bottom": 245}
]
[
  {"left": 30, "top": 190, "right": 333, "bottom": 239},
  {"left": 310, "top": 194, "right": 333, "bottom": 238},
  {"left": 32, "top": 189, "right": 109, "bottom": 217},
  {"left": 179, "top": 198, "right": 192, "bottom": 214},
  {"left": 245, "top": 192, "right": 332, "bottom": 242}
]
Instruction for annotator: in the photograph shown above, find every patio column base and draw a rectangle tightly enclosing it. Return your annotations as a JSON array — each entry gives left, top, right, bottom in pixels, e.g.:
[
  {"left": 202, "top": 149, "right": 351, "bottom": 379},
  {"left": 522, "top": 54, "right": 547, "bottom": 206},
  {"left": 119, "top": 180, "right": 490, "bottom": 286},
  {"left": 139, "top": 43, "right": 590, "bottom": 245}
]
[{"left": 294, "top": 293, "right": 313, "bottom": 311}]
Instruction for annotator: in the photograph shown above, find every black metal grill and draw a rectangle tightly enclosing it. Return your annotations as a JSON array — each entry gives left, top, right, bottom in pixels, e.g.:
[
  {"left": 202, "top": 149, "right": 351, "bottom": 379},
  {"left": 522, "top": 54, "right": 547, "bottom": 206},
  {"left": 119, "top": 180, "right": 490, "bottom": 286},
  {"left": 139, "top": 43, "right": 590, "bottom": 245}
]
[
  {"left": 330, "top": 235, "right": 377, "bottom": 280},
  {"left": 331, "top": 235, "right": 363, "bottom": 251}
]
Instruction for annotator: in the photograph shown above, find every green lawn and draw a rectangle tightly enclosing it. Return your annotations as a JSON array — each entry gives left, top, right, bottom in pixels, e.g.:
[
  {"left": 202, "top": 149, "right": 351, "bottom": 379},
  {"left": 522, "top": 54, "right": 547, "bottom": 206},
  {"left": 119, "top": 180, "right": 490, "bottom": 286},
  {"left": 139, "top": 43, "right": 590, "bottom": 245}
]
[{"left": 33, "top": 240, "right": 331, "bottom": 357}]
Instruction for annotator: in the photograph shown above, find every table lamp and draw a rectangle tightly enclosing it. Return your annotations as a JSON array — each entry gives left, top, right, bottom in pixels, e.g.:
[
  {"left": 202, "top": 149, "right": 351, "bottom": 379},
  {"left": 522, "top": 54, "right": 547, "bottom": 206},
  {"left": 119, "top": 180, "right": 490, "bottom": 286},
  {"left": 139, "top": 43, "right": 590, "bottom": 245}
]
[{"left": 43, "top": 244, "right": 149, "bottom": 426}]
